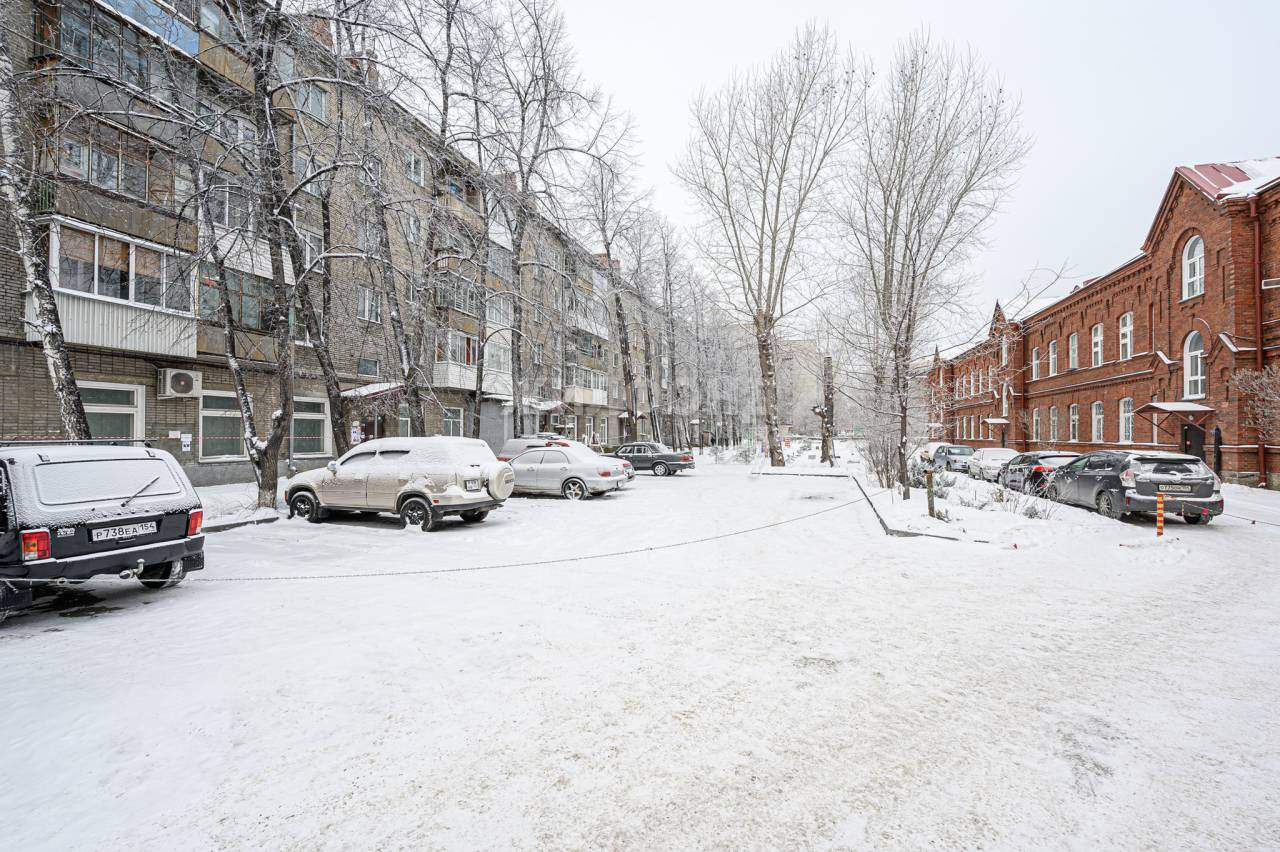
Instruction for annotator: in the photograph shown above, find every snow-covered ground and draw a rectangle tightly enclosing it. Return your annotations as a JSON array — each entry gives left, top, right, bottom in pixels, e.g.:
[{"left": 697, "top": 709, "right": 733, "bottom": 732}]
[{"left": 4, "top": 445, "right": 1279, "bottom": 849}]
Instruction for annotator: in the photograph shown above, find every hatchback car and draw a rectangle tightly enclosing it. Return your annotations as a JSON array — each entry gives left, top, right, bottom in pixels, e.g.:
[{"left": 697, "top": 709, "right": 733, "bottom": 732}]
[
  {"left": 1, "top": 442, "right": 205, "bottom": 622},
  {"left": 1046, "top": 450, "right": 1223, "bottom": 523},
  {"left": 934, "top": 444, "right": 976, "bottom": 472},
  {"left": 998, "top": 451, "right": 1080, "bottom": 493},
  {"left": 509, "top": 445, "right": 627, "bottom": 499},
  {"left": 967, "top": 447, "right": 1017, "bottom": 481},
  {"left": 286, "top": 437, "right": 514, "bottom": 530},
  {"left": 608, "top": 442, "right": 695, "bottom": 476}
]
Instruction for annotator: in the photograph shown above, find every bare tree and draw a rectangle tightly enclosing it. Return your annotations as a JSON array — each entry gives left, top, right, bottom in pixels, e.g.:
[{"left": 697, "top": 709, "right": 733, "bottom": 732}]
[
  {"left": 0, "top": 5, "right": 90, "bottom": 438},
  {"left": 676, "top": 23, "right": 862, "bottom": 466},
  {"left": 1234, "top": 365, "right": 1280, "bottom": 445},
  {"left": 834, "top": 31, "right": 1029, "bottom": 495}
]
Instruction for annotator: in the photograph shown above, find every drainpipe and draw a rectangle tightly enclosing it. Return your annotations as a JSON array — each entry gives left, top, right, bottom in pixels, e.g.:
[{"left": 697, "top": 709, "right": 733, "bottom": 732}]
[{"left": 1251, "top": 198, "right": 1267, "bottom": 487}]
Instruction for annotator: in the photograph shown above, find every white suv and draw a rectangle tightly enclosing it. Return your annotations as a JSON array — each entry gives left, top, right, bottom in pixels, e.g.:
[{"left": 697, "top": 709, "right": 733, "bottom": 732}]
[{"left": 285, "top": 437, "right": 515, "bottom": 531}]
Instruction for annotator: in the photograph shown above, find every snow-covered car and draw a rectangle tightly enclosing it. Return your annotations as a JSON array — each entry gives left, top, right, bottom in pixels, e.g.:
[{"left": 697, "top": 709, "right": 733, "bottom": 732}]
[
  {"left": 1, "top": 442, "right": 205, "bottom": 621},
  {"left": 509, "top": 444, "right": 627, "bottom": 499},
  {"left": 285, "top": 437, "right": 514, "bottom": 531},
  {"left": 967, "top": 447, "right": 1017, "bottom": 481},
  {"left": 496, "top": 435, "right": 571, "bottom": 462}
]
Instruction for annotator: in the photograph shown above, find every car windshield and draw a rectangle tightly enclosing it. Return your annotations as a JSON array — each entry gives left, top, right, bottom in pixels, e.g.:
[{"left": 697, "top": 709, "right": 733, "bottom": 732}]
[
  {"left": 987, "top": 450, "right": 1016, "bottom": 460},
  {"left": 949, "top": 446, "right": 974, "bottom": 456}
]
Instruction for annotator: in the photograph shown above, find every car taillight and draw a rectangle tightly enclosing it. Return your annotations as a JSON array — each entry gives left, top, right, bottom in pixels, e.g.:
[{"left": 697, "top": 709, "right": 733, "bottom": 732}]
[
  {"left": 598, "top": 469, "right": 612, "bottom": 477},
  {"left": 1119, "top": 468, "right": 1136, "bottom": 489},
  {"left": 187, "top": 509, "right": 204, "bottom": 536},
  {"left": 1032, "top": 465, "right": 1054, "bottom": 473},
  {"left": 21, "top": 529, "right": 51, "bottom": 562},
  {"left": 681, "top": 455, "right": 693, "bottom": 462},
  {"left": 497, "top": 455, "right": 511, "bottom": 461}
]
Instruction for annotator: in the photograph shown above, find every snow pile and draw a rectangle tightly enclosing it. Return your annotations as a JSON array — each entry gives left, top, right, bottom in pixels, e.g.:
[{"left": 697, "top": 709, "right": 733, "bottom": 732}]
[{"left": 196, "top": 481, "right": 282, "bottom": 528}]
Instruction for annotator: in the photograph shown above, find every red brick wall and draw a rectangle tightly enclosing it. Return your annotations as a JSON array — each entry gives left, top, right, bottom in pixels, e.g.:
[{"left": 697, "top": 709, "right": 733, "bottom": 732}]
[{"left": 929, "top": 173, "right": 1279, "bottom": 487}]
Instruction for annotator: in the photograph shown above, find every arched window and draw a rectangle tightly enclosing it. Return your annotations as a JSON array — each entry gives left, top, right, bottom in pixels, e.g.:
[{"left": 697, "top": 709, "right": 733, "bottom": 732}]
[
  {"left": 1183, "top": 332, "right": 1206, "bottom": 398},
  {"left": 1091, "top": 323, "right": 1104, "bottom": 366},
  {"left": 1118, "top": 312, "right": 1133, "bottom": 360},
  {"left": 1119, "top": 397, "right": 1134, "bottom": 443},
  {"left": 1048, "top": 405, "right": 1059, "bottom": 442},
  {"left": 1069, "top": 403, "right": 1080, "bottom": 442},
  {"left": 1091, "top": 401, "right": 1104, "bottom": 442},
  {"left": 1182, "top": 236, "right": 1204, "bottom": 299},
  {"left": 1032, "top": 407, "right": 1040, "bottom": 442}
]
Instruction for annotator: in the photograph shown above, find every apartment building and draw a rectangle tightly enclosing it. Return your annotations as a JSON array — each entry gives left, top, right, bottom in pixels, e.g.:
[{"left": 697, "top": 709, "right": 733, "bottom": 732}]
[{"left": 928, "top": 156, "right": 1280, "bottom": 487}]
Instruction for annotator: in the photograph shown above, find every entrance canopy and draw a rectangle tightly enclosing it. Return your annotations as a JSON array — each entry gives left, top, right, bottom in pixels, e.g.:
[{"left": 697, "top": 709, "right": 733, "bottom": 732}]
[
  {"left": 340, "top": 381, "right": 401, "bottom": 400},
  {"left": 982, "top": 417, "right": 1010, "bottom": 425},
  {"left": 1134, "top": 401, "right": 1214, "bottom": 426}
]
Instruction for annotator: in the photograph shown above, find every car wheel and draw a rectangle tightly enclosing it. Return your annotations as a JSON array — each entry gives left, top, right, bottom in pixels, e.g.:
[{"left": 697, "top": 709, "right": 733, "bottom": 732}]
[
  {"left": 1183, "top": 514, "right": 1209, "bottom": 525},
  {"left": 460, "top": 509, "right": 489, "bottom": 523},
  {"left": 562, "top": 478, "right": 588, "bottom": 500},
  {"left": 652, "top": 462, "right": 669, "bottom": 477},
  {"left": 400, "top": 497, "right": 436, "bottom": 531},
  {"left": 289, "top": 491, "right": 323, "bottom": 523},
  {"left": 1096, "top": 491, "right": 1124, "bottom": 520},
  {"left": 1021, "top": 477, "right": 1037, "bottom": 495},
  {"left": 139, "top": 560, "right": 185, "bottom": 590},
  {"left": 1045, "top": 483, "right": 1061, "bottom": 502}
]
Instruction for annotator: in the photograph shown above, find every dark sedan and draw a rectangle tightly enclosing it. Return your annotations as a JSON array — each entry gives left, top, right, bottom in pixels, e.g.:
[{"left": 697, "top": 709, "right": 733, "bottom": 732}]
[
  {"left": 608, "top": 442, "right": 695, "bottom": 476},
  {"left": 998, "top": 450, "right": 1080, "bottom": 494},
  {"left": 1045, "top": 450, "right": 1223, "bottom": 523}
]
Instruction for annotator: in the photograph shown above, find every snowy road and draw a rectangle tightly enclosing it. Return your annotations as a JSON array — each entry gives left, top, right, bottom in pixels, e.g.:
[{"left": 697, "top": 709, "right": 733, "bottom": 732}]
[{"left": 3, "top": 455, "right": 1279, "bottom": 849}]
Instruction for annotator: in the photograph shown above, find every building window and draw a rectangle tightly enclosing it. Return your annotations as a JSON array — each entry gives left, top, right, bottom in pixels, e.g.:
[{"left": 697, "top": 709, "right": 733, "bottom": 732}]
[
  {"left": 1119, "top": 398, "right": 1134, "bottom": 444},
  {"left": 437, "top": 330, "right": 478, "bottom": 366},
  {"left": 1118, "top": 312, "right": 1133, "bottom": 360},
  {"left": 356, "top": 356, "right": 380, "bottom": 377},
  {"left": 1030, "top": 347, "right": 1040, "bottom": 380},
  {"left": 1182, "top": 235, "right": 1204, "bottom": 300},
  {"left": 198, "top": 264, "right": 271, "bottom": 331},
  {"left": 356, "top": 285, "right": 381, "bottom": 323},
  {"left": 1091, "top": 323, "right": 1104, "bottom": 367},
  {"left": 485, "top": 341, "right": 512, "bottom": 373},
  {"left": 1001, "top": 384, "right": 1009, "bottom": 417},
  {"left": 486, "top": 293, "right": 514, "bottom": 328},
  {"left": 291, "top": 399, "right": 328, "bottom": 456},
  {"left": 1000, "top": 335, "right": 1008, "bottom": 365},
  {"left": 1068, "top": 332, "right": 1079, "bottom": 369},
  {"left": 442, "top": 407, "right": 463, "bottom": 437},
  {"left": 1047, "top": 341, "right": 1058, "bottom": 376},
  {"left": 1048, "top": 406, "right": 1058, "bottom": 442},
  {"left": 406, "top": 212, "right": 421, "bottom": 245},
  {"left": 397, "top": 403, "right": 414, "bottom": 437},
  {"left": 81, "top": 381, "right": 144, "bottom": 440},
  {"left": 54, "top": 224, "right": 192, "bottom": 312},
  {"left": 404, "top": 149, "right": 425, "bottom": 186},
  {"left": 1091, "top": 401, "right": 1104, "bottom": 442},
  {"left": 1068, "top": 403, "right": 1079, "bottom": 442},
  {"left": 1183, "top": 331, "right": 1206, "bottom": 398},
  {"left": 200, "top": 393, "right": 245, "bottom": 460},
  {"left": 1031, "top": 407, "right": 1040, "bottom": 442}
]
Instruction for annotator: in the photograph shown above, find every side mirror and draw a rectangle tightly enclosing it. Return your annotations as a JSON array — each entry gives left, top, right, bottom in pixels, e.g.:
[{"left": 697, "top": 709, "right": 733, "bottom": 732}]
[{"left": 326, "top": 461, "right": 339, "bottom": 474}]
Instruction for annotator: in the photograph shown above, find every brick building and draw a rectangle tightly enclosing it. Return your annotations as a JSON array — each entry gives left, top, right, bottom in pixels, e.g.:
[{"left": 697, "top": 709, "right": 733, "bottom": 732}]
[{"left": 929, "top": 156, "right": 1280, "bottom": 488}]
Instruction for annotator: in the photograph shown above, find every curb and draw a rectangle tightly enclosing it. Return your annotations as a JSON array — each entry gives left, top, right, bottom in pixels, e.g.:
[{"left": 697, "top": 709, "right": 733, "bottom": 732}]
[{"left": 204, "top": 514, "right": 282, "bottom": 534}]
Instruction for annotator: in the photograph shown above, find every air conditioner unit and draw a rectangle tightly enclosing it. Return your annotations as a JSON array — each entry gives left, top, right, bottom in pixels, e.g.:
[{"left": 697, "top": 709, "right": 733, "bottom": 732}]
[{"left": 158, "top": 368, "right": 202, "bottom": 399}]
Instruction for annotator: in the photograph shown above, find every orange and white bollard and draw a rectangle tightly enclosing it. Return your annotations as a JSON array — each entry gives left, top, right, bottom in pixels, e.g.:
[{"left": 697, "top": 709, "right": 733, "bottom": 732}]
[{"left": 1156, "top": 492, "right": 1165, "bottom": 537}]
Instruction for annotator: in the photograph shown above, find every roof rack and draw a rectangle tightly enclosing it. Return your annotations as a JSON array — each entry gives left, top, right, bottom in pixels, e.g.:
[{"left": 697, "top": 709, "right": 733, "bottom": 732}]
[{"left": 0, "top": 439, "right": 152, "bottom": 447}]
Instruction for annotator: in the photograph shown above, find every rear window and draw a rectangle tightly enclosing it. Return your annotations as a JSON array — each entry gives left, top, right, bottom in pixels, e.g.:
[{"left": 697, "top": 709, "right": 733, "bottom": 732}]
[
  {"left": 1133, "top": 458, "right": 1211, "bottom": 477},
  {"left": 33, "top": 458, "right": 183, "bottom": 506},
  {"left": 1040, "top": 455, "right": 1078, "bottom": 465},
  {"left": 949, "top": 446, "right": 974, "bottom": 456}
]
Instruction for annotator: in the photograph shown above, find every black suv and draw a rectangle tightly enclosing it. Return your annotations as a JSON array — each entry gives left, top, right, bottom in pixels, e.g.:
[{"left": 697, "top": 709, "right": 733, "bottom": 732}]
[
  {"left": 608, "top": 443, "right": 695, "bottom": 476},
  {"left": 1, "top": 442, "right": 205, "bottom": 622},
  {"left": 998, "top": 451, "right": 1080, "bottom": 494},
  {"left": 1045, "top": 450, "right": 1223, "bottom": 523}
]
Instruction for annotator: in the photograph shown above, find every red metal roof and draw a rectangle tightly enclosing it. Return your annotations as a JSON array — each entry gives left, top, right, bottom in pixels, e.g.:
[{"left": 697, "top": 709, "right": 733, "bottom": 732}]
[{"left": 1176, "top": 157, "right": 1280, "bottom": 200}]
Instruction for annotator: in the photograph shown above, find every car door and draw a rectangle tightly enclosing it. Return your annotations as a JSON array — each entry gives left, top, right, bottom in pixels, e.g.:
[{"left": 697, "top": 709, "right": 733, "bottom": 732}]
[
  {"left": 1052, "top": 456, "right": 1090, "bottom": 504},
  {"left": 320, "top": 450, "right": 376, "bottom": 507},
  {"left": 511, "top": 451, "right": 544, "bottom": 492},
  {"left": 1077, "top": 454, "right": 1117, "bottom": 505},
  {"left": 626, "top": 445, "right": 651, "bottom": 470},
  {"left": 1003, "top": 454, "right": 1027, "bottom": 488},
  {"left": 539, "top": 450, "right": 571, "bottom": 490},
  {"left": 363, "top": 449, "right": 412, "bottom": 510}
]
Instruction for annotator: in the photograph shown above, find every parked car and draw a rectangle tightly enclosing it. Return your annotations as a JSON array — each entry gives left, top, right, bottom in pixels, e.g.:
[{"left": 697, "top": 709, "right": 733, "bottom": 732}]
[
  {"left": 286, "top": 437, "right": 514, "bottom": 531},
  {"left": 496, "top": 435, "right": 571, "bottom": 462},
  {"left": 1046, "top": 450, "right": 1223, "bottom": 523},
  {"left": 1, "top": 441, "right": 205, "bottom": 622},
  {"left": 918, "top": 442, "right": 952, "bottom": 463},
  {"left": 559, "top": 440, "right": 634, "bottom": 480},
  {"left": 509, "top": 444, "right": 627, "bottom": 499},
  {"left": 967, "top": 447, "right": 1018, "bottom": 481},
  {"left": 607, "top": 442, "right": 695, "bottom": 476},
  {"left": 998, "top": 451, "right": 1081, "bottom": 493},
  {"left": 934, "top": 444, "right": 976, "bottom": 472}
]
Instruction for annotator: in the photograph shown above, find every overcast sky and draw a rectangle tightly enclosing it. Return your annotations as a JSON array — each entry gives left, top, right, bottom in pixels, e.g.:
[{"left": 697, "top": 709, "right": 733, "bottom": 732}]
[{"left": 558, "top": 0, "right": 1280, "bottom": 330}]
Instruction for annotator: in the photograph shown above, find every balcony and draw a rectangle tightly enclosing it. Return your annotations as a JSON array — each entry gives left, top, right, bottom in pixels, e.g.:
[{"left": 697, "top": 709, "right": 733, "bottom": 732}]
[
  {"left": 433, "top": 361, "right": 512, "bottom": 396},
  {"left": 25, "top": 288, "right": 196, "bottom": 358},
  {"left": 563, "top": 386, "right": 607, "bottom": 407}
]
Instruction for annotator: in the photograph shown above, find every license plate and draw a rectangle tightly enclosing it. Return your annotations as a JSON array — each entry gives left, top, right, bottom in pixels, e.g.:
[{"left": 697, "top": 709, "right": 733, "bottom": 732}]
[
  {"left": 92, "top": 521, "right": 157, "bottom": 542},
  {"left": 464, "top": 479, "right": 482, "bottom": 491},
  {"left": 1158, "top": 484, "right": 1192, "bottom": 493}
]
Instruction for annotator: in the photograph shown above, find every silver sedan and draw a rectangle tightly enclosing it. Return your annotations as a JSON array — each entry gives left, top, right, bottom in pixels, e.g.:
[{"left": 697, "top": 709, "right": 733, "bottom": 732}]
[{"left": 509, "top": 446, "right": 627, "bottom": 499}]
